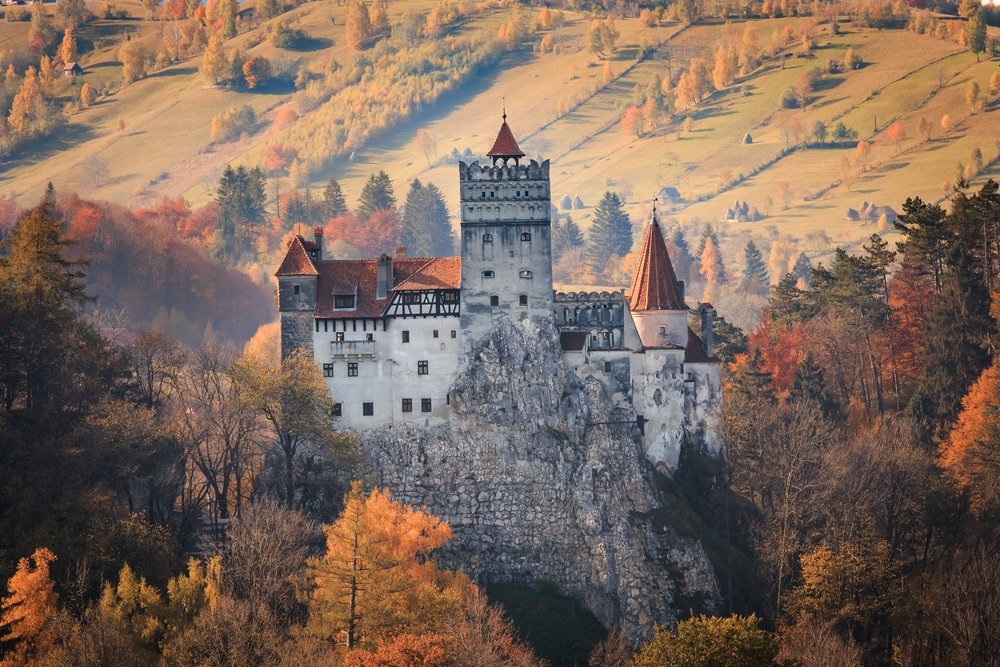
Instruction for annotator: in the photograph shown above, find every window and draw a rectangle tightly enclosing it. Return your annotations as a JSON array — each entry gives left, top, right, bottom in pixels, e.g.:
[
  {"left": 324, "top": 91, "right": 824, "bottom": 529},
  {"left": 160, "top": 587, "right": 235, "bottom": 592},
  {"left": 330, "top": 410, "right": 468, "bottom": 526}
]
[
  {"left": 433, "top": 330, "right": 439, "bottom": 338},
  {"left": 451, "top": 330, "right": 457, "bottom": 339},
  {"left": 604, "top": 361, "right": 612, "bottom": 373},
  {"left": 402, "top": 330, "right": 410, "bottom": 343},
  {"left": 332, "top": 403, "right": 342, "bottom": 417},
  {"left": 366, "top": 333, "right": 374, "bottom": 341},
  {"left": 334, "top": 295, "right": 356, "bottom": 309},
  {"left": 482, "top": 233, "right": 493, "bottom": 243},
  {"left": 418, "top": 361, "right": 429, "bottom": 375},
  {"left": 293, "top": 285, "right": 300, "bottom": 295},
  {"left": 336, "top": 332, "right": 345, "bottom": 342},
  {"left": 490, "top": 295, "right": 499, "bottom": 307},
  {"left": 520, "top": 232, "right": 531, "bottom": 241},
  {"left": 482, "top": 270, "right": 495, "bottom": 279},
  {"left": 519, "top": 270, "right": 533, "bottom": 279},
  {"left": 481, "top": 191, "right": 487, "bottom": 199},
  {"left": 323, "top": 363, "right": 334, "bottom": 377},
  {"left": 403, "top": 293, "right": 422, "bottom": 304},
  {"left": 658, "top": 326, "right": 666, "bottom": 335},
  {"left": 402, "top": 398, "right": 412, "bottom": 413},
  {"left": 519, "top": 294, "right": 528, "bottom": 307},
  {"left": 363, "top": 402, "right": 374, "bottom": 416},
  {"left": 442, "top": 291, "right": 459, "bottom": 303},
  {"left": 348, "top": 362, "right": 358, "bottom": 377},
  {"left": 421, "top": 398, "right": 432, "bottom": 413}
]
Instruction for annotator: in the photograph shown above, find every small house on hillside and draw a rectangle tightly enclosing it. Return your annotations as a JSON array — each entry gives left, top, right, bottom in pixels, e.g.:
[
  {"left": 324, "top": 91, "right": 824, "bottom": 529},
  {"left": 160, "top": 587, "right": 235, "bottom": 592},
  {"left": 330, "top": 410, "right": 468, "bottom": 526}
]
[
  {"left": 656, "top": 186, "right": 683, "bottom": 204},
  {"left": 845, "top": 201, "right": 898, "bottom": 224},
  {"left": 63, "top": 62, "right": 84, "bottom": 77}
]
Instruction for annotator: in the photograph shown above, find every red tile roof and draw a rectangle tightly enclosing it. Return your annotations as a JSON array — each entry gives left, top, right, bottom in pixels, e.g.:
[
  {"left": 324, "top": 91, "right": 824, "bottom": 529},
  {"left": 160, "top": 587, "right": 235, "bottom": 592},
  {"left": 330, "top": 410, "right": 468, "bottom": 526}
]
[
  {"left": 487, "top": 115, "right": 525, "bottom": 159},
  {"left": 275, "top": 236, "right": 318, "bottom": 276},
  {"left": 394, "top": 257, "right": 462, "bottom": 291},
  {"left": 685, "top": 328, "right": 719, "bottom": 363},
  {"left": 627, "top": 215, "right": 686, "bottom": 312},
  {"left": 312, "top": 253, "right": 461, "bottom": 319}
]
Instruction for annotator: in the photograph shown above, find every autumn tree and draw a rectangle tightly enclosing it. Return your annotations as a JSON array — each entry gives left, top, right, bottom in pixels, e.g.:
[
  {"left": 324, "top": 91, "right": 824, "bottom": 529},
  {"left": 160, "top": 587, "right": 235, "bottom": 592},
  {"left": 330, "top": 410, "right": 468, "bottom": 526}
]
[
  {"left": 60, "top": 27, "right": 77, "bottom": 64},
  {"left": 0, "top": 548, "right": 61, "bottom": 665},
  {"left": 56, "top": 0, "right": 87, "bottom": 28},
  {"left": 118, "top": 39, "right": 147, "bottom": 85},
  {"left": 7, "top": 67, "right": 48, "bottom": 137},
  {"left": 939, "top": 363, "right": 1000, "bottom": 514},
  {"left": 241, "top": 55, "right": 271, "bottom": 89},
  {"left": 621, "top": 105, "right": 644, "bottom": 138},
  {"left": 966, "top": 11, "right": 987, "bottom": 61},
  {"left": 200, "top": 34, "right": 229, "bottom": 85},
  {"left": 308, "top": 483, "right": 472, "bottom": 648},
  {"left": 235, "top": 349, "right": 357, "bottom": 509},
  {"left": 346, "top": 0, "right": 372, "bottom": 50},
  {"left": 966, "top": 80, "right": 980, "bottom": 112},
  {"left": 415, "top": 128, "right": 437, "bottom": 166},
  {"left": 632, "top": 614, "right": 778, "bottom": 667}
]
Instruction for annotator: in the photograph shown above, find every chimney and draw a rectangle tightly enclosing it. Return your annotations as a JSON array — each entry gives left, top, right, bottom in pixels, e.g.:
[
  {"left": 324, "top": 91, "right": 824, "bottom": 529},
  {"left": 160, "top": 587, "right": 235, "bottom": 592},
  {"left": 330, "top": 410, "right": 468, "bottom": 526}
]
[
  {"left": 313, "top": 227, "right": 324, "bottom": 260},
  {"left": 700, "top": 303, "right": 715, "bottom": 357},
  {"left": 376, "top": 254, "right": 393, "bottom": 300},
  {"left": 394, "top": 246, "right": 407, "bottom": 259},
  {"left": 677, "top": 280, "right": 685, "bottom": 305}
]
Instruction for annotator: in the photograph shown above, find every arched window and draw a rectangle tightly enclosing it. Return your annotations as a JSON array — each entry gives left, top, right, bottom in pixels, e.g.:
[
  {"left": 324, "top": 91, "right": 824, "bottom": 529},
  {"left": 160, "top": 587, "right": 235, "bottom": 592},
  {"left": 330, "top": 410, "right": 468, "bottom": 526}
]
[
  {"left": 520, "top": 232, "right": 531, "bottom": 242},
  {"left": 490, "top": 295, "right": 499, "bottom": 307},
  {"left": 482, "top": 270, "right": 495, "bottom": 278},
  {"left": 482, "top": 233, "right": 493, "bottom": 243},
  {"left": 519, "top": 269, "right": 533, "bottom": 279}
]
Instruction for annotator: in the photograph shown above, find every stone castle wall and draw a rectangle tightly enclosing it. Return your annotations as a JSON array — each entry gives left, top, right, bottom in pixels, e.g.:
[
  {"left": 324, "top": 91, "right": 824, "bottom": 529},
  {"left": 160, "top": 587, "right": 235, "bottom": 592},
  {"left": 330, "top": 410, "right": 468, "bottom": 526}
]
[{"left": 362, "top": 316, "right": 720, "bottom": 642}]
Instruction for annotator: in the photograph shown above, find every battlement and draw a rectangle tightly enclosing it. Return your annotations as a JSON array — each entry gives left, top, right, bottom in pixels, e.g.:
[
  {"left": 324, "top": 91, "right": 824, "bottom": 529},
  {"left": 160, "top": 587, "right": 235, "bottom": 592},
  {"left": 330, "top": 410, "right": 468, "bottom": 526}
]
[{"left": 458, "top": 159, "right": 550, "bottom": 183}]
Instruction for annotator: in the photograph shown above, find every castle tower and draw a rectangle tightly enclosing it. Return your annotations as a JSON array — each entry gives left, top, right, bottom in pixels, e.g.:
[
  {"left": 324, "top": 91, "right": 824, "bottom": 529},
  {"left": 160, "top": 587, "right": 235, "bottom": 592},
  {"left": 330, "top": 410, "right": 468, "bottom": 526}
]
[
  {"left": 627, "top": 211, "right": 689, "bottom": 349},
  {"left": 458, "top": 113, "right": 553, "bottom": 346},
  {"left": 275, "top": 235, "right": 319, "bottom": 358}
]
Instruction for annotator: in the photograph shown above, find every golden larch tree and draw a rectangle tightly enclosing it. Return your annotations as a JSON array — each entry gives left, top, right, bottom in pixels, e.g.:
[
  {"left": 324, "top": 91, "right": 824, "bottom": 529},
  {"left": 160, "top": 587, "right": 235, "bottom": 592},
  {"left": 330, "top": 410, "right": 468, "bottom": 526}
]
[
  {"left": 60, "top": 28, "right": 77, "bottom": 65},
  {"left": 8, "top": 67, "right": 47, "bottom": 137},
  {"left": 346, "top": 0, "right": 372, "bottom": 50},
  {"left": 0, "top": 547, "right": 60, "bottom": 665},
  {"left": 308, "top": 482, "right": 472, "bottom": 648}
]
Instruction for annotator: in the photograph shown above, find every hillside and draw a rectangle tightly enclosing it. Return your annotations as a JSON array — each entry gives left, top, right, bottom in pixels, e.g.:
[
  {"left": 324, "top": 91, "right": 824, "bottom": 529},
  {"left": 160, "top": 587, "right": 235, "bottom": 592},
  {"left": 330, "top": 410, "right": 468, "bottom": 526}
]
[{"left": 2, "top": 1, "right": 998, "bottom": 275}]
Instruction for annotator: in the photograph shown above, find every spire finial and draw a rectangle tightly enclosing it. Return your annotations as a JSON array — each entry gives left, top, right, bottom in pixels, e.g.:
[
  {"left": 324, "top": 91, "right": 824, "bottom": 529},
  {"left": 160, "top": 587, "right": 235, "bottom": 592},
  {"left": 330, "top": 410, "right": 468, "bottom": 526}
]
[
  {"left": 502, "top": 96, "right": 506, "bottom": 121},
  {"left": 651, "top": 193, "right": 659, "bottom": 222}
]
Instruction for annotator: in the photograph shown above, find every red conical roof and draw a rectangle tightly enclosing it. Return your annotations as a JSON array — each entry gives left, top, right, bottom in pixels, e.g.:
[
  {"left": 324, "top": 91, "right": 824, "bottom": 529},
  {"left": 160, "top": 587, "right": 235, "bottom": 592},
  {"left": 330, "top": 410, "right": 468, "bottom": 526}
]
[
  {"left": 628, "top": 214, "right": 686, "bottom": 311},
  {"left": 487, "top": 114, "right": 525, "bottom": 159},
  {"left": 275, "top": 236, "right": 318, "bottom": 276}
]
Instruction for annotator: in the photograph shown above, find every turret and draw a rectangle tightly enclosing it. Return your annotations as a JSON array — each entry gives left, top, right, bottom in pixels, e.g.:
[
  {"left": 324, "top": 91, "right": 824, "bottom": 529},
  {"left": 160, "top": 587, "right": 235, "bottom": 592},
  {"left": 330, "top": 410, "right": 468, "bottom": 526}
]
[
  {"left": 626, "top": 211, "right": 688, "bottom": 349},
  {"left": 275, "top": 236, "right": 318, "bottom": 358}
]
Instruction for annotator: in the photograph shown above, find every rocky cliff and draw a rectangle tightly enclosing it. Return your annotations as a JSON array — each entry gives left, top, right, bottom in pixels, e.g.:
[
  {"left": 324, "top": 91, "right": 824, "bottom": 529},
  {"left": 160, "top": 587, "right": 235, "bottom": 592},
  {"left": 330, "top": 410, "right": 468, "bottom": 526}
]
[{"left": 362, "top": 316, "right": 720, "bottom": 641}]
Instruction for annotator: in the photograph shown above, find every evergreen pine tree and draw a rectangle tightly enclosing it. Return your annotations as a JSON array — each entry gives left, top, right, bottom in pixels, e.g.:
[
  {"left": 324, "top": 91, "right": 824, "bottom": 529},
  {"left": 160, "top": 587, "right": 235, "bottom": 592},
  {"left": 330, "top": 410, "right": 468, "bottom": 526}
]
[
  {"left": 790, "top": 353, "right": 839, "bottom": 418},
  {"left": 669, "top": 229, "right": 693, "bottom": 283},
  {"left": 791, "top": 252, "right": 812, "bottom": 284},
  {"left": 731, "top": 348, "right": 775, "bottom": 402},
  {"left": 284, "top": 190, "right": 307, "bottom": 228},
  {"left": 323, "top": 177, "right": 347, "bottom": 219},
  {"left": 423, "top": 183, "right": 453, "bottom": 256},
  {"left": 741, "top": 240, "right": 769, "bottom": 296},
  {"left": 564, "top": 216, "right": 585, "bottom": 249},
  {"left": 356, "top": 170, "right": 396, "bottom": 221},
  {"left": 400, "top": 179, "right": 430, "bottom": 256},
  {"left": 551, "top": 217, "right": 566, "bottom": 258},
  {"left": 586, "top": 192, "right": 630, "bottom": 279}
]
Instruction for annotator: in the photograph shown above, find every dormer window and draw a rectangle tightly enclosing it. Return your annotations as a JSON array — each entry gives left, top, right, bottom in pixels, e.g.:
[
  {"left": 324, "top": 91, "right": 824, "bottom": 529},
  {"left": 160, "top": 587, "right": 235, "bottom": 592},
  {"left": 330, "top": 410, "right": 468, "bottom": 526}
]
[
  {"left": 483, "top": 233, "right": 493, "bottom": 243},
  {"left": 334, "top": 295, "right": 356, "bottom": 309}
]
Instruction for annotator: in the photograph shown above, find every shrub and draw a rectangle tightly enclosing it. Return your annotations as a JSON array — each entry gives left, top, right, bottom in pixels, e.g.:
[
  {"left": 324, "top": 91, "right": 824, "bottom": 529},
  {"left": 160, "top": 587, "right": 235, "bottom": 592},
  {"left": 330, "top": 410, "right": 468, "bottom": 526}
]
[{"left": 269, "top": 19, "right": 303, "bottom": 48}]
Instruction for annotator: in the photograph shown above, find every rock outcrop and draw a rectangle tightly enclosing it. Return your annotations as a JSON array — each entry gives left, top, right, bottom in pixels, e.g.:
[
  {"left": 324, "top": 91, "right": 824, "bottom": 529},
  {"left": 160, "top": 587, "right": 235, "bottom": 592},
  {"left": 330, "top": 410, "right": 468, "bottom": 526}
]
[{"left": 363, "top": 316, "right": 720, "bottom": 642}]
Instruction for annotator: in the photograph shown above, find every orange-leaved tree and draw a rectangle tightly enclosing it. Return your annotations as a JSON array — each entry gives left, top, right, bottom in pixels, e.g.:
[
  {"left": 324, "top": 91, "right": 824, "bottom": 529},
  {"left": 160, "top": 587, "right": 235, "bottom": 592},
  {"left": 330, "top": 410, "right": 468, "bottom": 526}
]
[
  {"left": 0, "top": 548, "right": 61, "bottom": 665},
  {"left": 939, "top": 362, "right": 1000, "bottom": 514},
  {"left": 309, "top": 482, "right": 472, "bottom": 649}
]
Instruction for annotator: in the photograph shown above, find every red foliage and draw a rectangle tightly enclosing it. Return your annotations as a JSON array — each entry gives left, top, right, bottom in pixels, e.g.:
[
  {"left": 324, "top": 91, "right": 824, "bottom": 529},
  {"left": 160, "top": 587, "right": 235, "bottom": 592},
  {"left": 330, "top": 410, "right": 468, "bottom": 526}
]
[
  {"left": 270, "top": 105, "right": 299, "bottom": 133},
  {"left": 343, "top": 634, "right": 453, "bottom": 667},
  {"left": 886, "top": 256, "right": 933, "bottom": 389},
  {"left": 165, "top": 0, "right": 187, "bottom": 19},
  {"left": 265, "top": 143, "right": 298, "bottom": 174},
  {"left": 748, "top": 319, "right": 803, "bottom": 398},
  {"left": 57, "top": 196, "right": 271, "bottom": 346},
  {"left": 324, "top": 210, "right": 401, "bottom": 257}
]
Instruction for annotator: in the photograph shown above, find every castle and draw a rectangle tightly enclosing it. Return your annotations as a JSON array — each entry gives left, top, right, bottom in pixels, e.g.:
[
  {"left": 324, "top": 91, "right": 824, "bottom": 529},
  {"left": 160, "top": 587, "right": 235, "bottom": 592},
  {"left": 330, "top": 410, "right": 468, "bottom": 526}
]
[{"left": 276, "top": 115, "right": 722, "bottom": 470}]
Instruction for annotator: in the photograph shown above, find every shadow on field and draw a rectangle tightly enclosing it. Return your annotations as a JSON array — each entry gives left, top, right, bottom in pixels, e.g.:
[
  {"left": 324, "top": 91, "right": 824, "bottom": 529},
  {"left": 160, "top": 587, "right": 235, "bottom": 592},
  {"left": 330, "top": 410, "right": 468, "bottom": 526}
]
[{"left": 0, "top": 123, "right": 97, "bottom": 171}]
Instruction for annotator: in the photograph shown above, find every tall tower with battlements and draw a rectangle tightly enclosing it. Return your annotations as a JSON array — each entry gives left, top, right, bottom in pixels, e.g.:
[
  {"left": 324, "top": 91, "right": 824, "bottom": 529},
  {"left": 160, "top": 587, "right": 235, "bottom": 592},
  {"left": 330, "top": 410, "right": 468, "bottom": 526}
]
[{"left": 458, "top": 113, "right": 554, "bottom": 347}]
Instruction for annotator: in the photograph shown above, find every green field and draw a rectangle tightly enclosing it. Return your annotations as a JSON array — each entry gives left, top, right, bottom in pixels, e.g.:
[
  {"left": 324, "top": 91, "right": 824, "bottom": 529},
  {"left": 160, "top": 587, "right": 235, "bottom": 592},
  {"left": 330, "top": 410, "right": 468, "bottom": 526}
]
[{"left": 3, "top": 1, "right": 998, "bottom": 278}]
